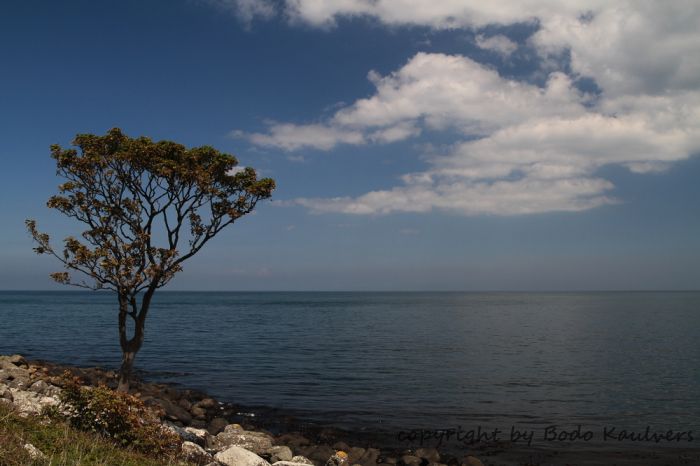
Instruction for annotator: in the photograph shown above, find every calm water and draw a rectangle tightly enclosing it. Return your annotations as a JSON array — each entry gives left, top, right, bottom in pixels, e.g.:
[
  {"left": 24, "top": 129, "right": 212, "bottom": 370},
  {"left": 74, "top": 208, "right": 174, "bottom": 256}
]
[{"left": 1, "top": 291, "right": 699, "bottom": 446}]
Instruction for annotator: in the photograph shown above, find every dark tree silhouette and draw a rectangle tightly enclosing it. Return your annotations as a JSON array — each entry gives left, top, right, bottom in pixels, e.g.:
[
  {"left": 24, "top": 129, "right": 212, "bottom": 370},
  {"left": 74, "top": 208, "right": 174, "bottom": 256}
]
[{"left": 27, "top": 128, "right": 275, "bottom": 391}]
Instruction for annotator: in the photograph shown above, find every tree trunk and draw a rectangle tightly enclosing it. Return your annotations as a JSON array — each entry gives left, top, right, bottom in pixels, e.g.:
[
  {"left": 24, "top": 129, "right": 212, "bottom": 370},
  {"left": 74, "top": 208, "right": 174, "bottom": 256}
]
[
  {"left": 116, "top": 292, "right": 147, "bottom": 393},
  {"left": 117, "top": 350, "right": 136, "bottom": 392}
]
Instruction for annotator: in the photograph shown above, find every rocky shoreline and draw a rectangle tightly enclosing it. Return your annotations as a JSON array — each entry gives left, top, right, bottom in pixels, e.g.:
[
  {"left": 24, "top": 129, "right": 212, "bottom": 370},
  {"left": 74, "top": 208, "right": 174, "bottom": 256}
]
[{"left": 3, "top": 354, "right": 700, "bottom": 466}]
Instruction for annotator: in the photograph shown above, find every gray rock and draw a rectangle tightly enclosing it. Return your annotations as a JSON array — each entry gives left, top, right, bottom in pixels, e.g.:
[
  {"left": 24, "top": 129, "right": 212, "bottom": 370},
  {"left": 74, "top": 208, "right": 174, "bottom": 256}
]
[
  {"left": 415, "top": 449, "right": 440, "bottom": 463},
  {"left": 208, "top": 417, "right": 229, "bottom": 435},
  {"left": 0, "top": 385, "right": 13, "bottom": 402},
  {"left": 29, "top": 380, "right": 50, "bottom": 395},
  {"left": 290, "top": 456, "right": 315, "bottom": 465},
  {"left": 192, "top": 406, "right": 207, "bottom": 418},
  {"left": 276, "top": 433, "right": 311, "bottom": 448},
  {"left": 215, "top": 445, "right": 271, "bottom": 466},
  {"left": 358, "top": 448, "right": 380, "bottom": 466},
  {"left": 347, "top": 447, "right": 366, "bottom": 464},
  {"left": 307, "top": 445, "right": 336, "bottom": 464},
  {"left": 8, "top": 355, "right": 28, "bottom": 367},
  {"left": 155, "top": 398, "right": 192, "bottom": 425},
  {"left": 400, "top": 455, "right": 422, "bottom": 466},
  {"left": 266, "top": 445, "right": 294, "bottom": 462},
  {"left": 274, "top": 462, "right": 316, "bottom": 466},
  {"left": 179, "top": 398, "right": 193, "bottom": 411},
  {"left": 23, "top": 442, "right": 46, "bottom": 460},
  {"left": 184, "top": 426, "right": 210, "bottom": 446},
  {"left": 462, "top": 457, "right": 483, "bottom": 466},
  {"left": 181, "top": 441, "right": 214, "bottom": 465},
  {"left": 197, "top": 397, "right": 218, "bottom": 409},
  {"left": 210, "top": 424, "right": 274, "bottom": 454}
]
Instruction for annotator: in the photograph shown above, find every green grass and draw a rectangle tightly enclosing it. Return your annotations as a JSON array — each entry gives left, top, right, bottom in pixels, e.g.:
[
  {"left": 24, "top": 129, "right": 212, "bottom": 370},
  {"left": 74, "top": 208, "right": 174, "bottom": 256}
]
[{"left": 0, "top": 402, "right": 188, "bottom": 466}]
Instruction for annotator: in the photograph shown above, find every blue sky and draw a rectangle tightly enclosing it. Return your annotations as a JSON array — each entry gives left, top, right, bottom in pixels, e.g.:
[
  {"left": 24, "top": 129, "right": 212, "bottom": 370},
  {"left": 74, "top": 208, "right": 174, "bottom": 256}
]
[{"left": 1, "top": 0, "right": 699, "bottom": 290}]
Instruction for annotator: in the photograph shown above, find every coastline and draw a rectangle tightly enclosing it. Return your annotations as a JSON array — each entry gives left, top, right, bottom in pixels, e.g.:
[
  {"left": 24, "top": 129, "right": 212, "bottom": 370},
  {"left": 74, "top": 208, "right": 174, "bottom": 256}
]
[{"left": 2, "top": 354, "right": 700, "bottom": 466}]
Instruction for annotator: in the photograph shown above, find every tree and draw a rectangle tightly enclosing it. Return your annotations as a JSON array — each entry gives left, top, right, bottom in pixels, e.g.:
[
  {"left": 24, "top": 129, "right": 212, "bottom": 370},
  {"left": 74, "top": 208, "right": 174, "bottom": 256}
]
[{"left": 27, "top": 128, "right": 275, "bottom": 392}]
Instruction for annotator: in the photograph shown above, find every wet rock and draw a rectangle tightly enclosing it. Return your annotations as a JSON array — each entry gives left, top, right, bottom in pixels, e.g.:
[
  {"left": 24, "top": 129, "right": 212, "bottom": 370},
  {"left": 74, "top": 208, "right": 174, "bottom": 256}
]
[
  {"left": 332, "top": 442, "right": 350, "bottom": 452},
  {"left": 462, "top": 457, "right": 483, "bottom": 466},
  {"left": 182, "top": 441, "right": 214, "bottom": 465},
  {"left": 197, "top": 397, "right": 218, "bottom": 409},
  {"left": 215, "top": 445, "right": 271, "bottom": 466},
  {"left": 208, "top": 417, "right": 229, "bottom": 435},
  {"left": 277, "top": 432, "right": 311, "bottom": 448},
  {"left": 400, "top": 455, "right": 423, "bottom": 466},
  {"left": 192, "top": 405, "right": 207, "bottom": 418},
  {"left": 265, "top": 445, "right": 294, "bottom": 462},
  {"left": 358, "top": 448, "right": 381, "bottom": 466},
  {"left": 210, "top": 424, "right": 274, "bottom": 454},
  {"left": 347, "top": 447, "right": 366, "bottom": 464},
  {"left": 307, "top": 444, "right": 336, "bottom": 464},
  {"left": 416, "top": 449, "right": 440, "bottom": 464},
  {"left": 155, "top": 397, "right": 192, "bottom": 425},
  {"left": 179, "top": 398, "right": 192, "bottom": 411}
]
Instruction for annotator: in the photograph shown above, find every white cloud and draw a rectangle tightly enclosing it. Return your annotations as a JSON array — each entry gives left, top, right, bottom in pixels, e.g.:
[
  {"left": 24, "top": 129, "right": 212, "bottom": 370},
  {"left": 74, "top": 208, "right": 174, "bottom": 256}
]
[
  {"left": 475, "top": 34, "right": 518, "bottom": 56},
  {"left": 223, "top": 1, "right": 700, "bottom": 216}
]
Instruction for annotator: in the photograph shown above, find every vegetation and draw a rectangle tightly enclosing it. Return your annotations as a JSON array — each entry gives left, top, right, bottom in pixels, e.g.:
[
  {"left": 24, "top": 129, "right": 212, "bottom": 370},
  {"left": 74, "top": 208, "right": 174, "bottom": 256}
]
[
  {"left": 27, "top": 128, "right": 275, "bottom": 391},
  {"left": 0, "top": 401, "right": 183, "bottom": 466},
  {"left": 51, "top": 372, "right": 180, "bottom": 456}
]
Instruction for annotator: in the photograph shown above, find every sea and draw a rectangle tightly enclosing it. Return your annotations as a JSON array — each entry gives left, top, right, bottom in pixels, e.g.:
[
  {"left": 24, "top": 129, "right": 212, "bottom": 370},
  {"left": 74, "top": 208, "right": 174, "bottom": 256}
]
[{"left": 1, "top": 291, "right": 699, "bottom": 451}]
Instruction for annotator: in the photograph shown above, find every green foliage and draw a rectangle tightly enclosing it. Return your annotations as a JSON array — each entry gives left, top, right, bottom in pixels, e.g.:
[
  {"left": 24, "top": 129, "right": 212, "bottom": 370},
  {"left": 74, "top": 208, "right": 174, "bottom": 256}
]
[
  {"left": 0, "top": 401, "right": 182, "bottom": 465},
  {"left": 27, "top": 128, "right": 275, "bottom": 292},
  {"left": 56, "top": 373, "right": 180, "bottom": 456}
]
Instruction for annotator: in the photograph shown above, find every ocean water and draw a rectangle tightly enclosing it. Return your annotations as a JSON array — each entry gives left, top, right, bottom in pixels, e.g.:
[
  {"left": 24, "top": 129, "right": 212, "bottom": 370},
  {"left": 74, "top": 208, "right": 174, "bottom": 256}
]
[{"left": 1, "top": 291, "right": 699, "bottom": 448}]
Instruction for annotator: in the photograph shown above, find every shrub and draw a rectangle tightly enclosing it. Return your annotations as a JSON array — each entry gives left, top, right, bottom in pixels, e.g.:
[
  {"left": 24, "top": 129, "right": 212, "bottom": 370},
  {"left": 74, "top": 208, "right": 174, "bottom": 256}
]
[{"left": 56, "top": 372, "right": 180, "bottom": 456}]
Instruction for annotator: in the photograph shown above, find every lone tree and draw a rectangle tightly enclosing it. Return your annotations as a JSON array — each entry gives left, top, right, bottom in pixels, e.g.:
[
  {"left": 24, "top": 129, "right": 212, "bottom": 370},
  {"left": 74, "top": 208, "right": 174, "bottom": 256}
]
[{"left": 27, "top": 128, "right": 275, "bottom": 391}]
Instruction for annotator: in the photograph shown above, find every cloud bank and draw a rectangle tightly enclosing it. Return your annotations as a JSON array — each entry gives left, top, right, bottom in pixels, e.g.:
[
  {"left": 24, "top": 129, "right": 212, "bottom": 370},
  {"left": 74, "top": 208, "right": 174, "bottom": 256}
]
[{"left": 225, "top": 0, "right": 700, "bottom": 215}]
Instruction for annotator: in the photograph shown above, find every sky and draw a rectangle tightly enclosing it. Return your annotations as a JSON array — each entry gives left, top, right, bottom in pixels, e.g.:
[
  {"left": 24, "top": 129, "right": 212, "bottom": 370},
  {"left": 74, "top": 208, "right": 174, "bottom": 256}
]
[{"left": 1, "top": 0, "right": 699, "bottom": 291}]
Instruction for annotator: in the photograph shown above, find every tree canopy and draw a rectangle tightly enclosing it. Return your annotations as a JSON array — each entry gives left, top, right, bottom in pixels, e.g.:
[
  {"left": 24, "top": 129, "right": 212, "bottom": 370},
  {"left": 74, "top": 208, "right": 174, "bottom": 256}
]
[{"left": 27, "top": 128, "right": 275, "bottom": 390}]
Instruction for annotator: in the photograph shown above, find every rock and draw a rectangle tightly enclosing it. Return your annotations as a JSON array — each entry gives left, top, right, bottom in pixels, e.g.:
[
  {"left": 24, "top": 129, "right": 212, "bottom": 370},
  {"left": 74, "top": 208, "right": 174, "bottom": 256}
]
[
  {"left": 462, "top": 457, "right": 483, "bottom": 466},
  {"left": 181, "top": 441, "right": 214, "bottom": 465},
  {"left": 155, "top": 397, "right": 192, "bottom": 425},
  {"left": 416, "top": 449, "right": 440, "bottom": 463},
  {"left": 358, "top": 448, "right": 381, "bottom": 466},
  {"left": 210, "top": 424, "right": 274, "bottom": 454},
  {"left": 8, "top": 355, "right": 28, "bottom": 367},
  {"left": 265, "top": 445, "right": 294, "bottom": 462},
  {"left": 377, "top": 457, "right": 396, "bottom": 465},
  {"left": 208, "top": 417, "right": 229, "bottom": 435},
  {"left": 307, "top": 444, "right": 336, "bottom": 463},
  {"left": 29, "top": 380, "right": 50, "bottom": 395},
  {"left": 290, "top": 456, "right": 315, "bottom": 465},
  {"left": 332, "top": 442, "right": 350, "bottom": 452},
  {"left": 23, "top": 443, "right": 46, "bottom": 460},
  {"left": 327, "top": 451, "right": 350, "bottom": 466},
  {"left": 197, "top": 397, "right": 218, "bottom": 409},
  {"left": 191, "top": 406, "right": 207, "bottom": 418},
  {"left": 347, "top": 447, "right": 366, "bottom": 464},
  {"left": 215, "top": 445, "right": 271, "bottom": 466},
  {"left": 185, "top": 426, "right": 210, "bottom": 446},
  {"left": 0, "top": 385, "right": 13, "bottom": 402},
  {"left": 276, "top": 432, "right": 311, "bottom": 448},
  {"left": 274, "top": 462, "right": 316, "bottom": 466},
  {"left": 400, "top": 455, "right": 422, "bottom": 466},
  {"left": 179, "top": 398, "right": 192, "bottom": 411}
]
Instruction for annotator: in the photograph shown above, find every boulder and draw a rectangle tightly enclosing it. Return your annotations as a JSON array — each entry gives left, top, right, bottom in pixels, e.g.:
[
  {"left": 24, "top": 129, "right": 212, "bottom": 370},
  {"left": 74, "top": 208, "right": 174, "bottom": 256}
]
[
  {"left": 0, "top": 385, "right": 13, "bottom": 402},
  {"left": 306, "top": 444, "right": 336, "bottom": 464},
  {"left": 274, "top": 462, "right": 316, "bottom": 466},
  {"left": 210, "top": 424, "right": 274, "bottom": 454},
  {"left": 7, "top": 355, "right": 28, "bottom": 367},
  {"left": 197, "top": 397, "right": 218, "bottom": 409},
  {"left": 215, "top": 445, "right": 271, "bottom": 466},
  {"left": 415, "top": 449, "right": 440, "bottom": 464},
  {"left": 462, "top": 458, "right": 484, "bottom": 466},
  {"left": 400, "top": 455, "right": 422, "bottom": 466},
  {"left": 276, "top": 432, "right": 311, "bottom": 448},
  {"left": 191, "top": 406, "right": 207, "bottom": 418},
  {"left": 347, "top": 447, "right": 366, "bottom": 464},
  {"left": 265, "top": 445, "right": 294, "bottom": 462},
  {"left": 154, "top": 398, "right": 192, "bottom": 425},
  {"left": 29, "top": 380, "right": 50, "bottom": 395},
  {"left": 181, "top": 441, "right": 214, "bottom": 465},
  {"left": 358, "top": 448, "right": 381, "bottom": 466},
  {"left": 290, "top": 456, "right": 315, "bottom": 465},
  {"left": 23, "top": 443, "right": 46, "bottom": 460},
  {"left": 184, "top": 426, "right": 210, "bottom": 447},
  {"left": 208, "top": 417, "right": 229, "bottom": 435}
]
